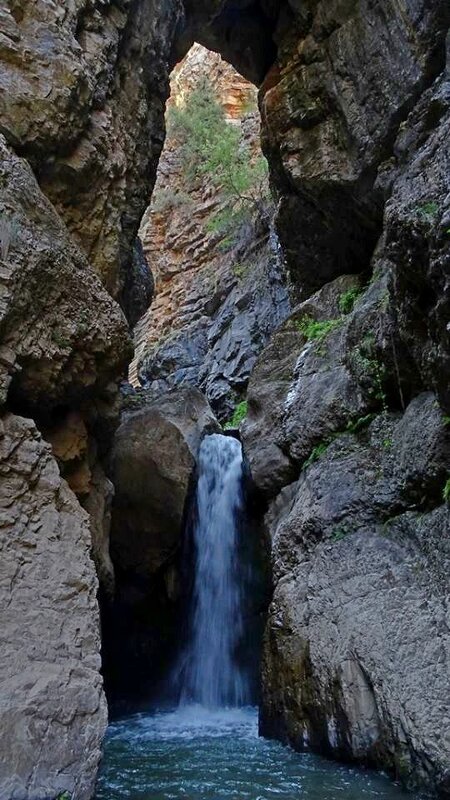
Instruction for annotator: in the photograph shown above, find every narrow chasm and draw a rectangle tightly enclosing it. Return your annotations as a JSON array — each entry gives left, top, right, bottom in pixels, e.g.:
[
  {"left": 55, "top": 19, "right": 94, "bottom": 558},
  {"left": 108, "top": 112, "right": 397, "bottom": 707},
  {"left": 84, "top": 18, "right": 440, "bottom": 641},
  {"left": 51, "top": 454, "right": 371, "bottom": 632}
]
[
  {"left": 97, "top": 31, "right": 450, "bottom": 800},
  {"left": 1, "top": 3, "right": 449, "bottom": 800}
]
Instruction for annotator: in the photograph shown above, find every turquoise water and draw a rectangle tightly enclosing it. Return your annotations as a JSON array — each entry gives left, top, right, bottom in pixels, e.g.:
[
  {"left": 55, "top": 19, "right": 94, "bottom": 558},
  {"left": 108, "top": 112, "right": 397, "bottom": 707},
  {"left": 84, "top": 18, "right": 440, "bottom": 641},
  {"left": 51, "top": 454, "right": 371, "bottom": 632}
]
[{"left": 95, "top": 706, "right": 416, "bottom": 800}]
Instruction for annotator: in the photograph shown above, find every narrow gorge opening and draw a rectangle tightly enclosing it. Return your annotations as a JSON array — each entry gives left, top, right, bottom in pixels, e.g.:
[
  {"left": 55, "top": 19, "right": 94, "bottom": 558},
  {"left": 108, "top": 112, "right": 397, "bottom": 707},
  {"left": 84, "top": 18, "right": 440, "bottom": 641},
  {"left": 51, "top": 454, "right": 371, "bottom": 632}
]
[
  {"left": 1, "top": 2, "right": 448, "bottom": 798},
  {"left": 99, "top": 45, "right": 275, "bottom": 720},
  {"left": 129, "top": 43, "right": 289, "bottom": 422}
]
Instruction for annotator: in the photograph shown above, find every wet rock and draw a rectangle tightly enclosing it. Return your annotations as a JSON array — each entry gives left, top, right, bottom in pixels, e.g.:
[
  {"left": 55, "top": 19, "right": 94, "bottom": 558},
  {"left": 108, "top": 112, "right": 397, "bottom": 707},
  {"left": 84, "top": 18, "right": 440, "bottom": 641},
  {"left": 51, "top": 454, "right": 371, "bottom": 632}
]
[
  {"left": 110, "top": 387, "right": 219, "bottom": 578},
  {"left": 260, "top": 396, "right": 450, "bottom": 793},
  {"left": 120, "top": 238, "right": 155, "bottom": 329},
  {"left": 0, "top": 413, "right": 107, "bottom": 800},
  {"left": 104, "top": 387, "right": 219, "bottom": 707}
]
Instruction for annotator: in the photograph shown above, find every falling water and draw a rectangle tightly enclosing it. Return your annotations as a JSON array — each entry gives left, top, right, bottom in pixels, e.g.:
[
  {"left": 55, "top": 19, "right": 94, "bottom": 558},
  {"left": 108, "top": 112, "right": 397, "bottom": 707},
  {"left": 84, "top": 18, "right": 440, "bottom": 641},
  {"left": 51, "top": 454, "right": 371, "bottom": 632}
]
[
  {"left": 178, "top": 433, "right": 249, "bottom": 708},
  {"left": 95, "top": 438, "right": 423, "bottom": 800}
]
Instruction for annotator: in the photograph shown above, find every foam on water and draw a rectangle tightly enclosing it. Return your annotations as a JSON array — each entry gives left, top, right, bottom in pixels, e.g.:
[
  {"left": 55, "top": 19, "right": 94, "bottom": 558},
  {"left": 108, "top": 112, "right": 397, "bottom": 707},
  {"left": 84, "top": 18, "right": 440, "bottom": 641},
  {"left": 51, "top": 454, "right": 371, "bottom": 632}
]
[
  {"left": 95, "top": 434, "right": 420, "bottom": 799},
  {"left": 95, "top": 706, "right": 418, "bottom": 800}
]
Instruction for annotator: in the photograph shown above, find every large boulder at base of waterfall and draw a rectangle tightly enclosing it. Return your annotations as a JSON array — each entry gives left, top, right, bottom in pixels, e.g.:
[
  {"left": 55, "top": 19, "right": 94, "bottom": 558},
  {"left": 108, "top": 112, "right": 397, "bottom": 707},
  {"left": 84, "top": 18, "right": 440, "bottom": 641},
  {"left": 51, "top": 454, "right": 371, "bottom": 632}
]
[
  {"left": 0, "top": 413, "right": 107, "bottom": 800},
  {"left": 110, "top": 387, "right": 219, "bottom": 578}
]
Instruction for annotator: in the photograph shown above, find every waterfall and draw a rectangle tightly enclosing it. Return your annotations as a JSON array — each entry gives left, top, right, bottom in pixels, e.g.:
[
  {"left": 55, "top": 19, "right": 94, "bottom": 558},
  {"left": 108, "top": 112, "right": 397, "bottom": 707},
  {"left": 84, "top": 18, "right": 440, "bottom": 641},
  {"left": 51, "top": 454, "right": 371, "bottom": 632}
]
[{"left": 178, "top": 433, "right": 249, "bottom": 708}]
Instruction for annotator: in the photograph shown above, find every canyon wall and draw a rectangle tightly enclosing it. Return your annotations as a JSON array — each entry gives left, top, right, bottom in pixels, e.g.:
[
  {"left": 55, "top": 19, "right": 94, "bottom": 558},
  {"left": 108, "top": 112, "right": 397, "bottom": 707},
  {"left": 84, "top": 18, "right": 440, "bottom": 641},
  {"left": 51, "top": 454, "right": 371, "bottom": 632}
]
[
  {"left": 0, "top": 1, "right": 183, "bottom": 796},
  {"left": 131, "top": 44, "right": 289, "bottom": 420},
  {"left": 240, "top": 1, "right": 450, "bottom": 795},
  {"left": 0, "top": 0, "right": 449, "bottom": 797}
]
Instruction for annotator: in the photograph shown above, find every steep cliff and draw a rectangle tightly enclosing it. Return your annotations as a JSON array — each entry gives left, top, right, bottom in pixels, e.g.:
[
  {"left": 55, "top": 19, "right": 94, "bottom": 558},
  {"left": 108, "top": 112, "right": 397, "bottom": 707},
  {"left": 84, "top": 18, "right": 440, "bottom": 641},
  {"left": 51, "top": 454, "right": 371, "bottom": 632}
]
[
  {"left": 0, "top": 0, "right": 449, "bottom": 797},
  {"left": 0, "top": 1, "right": 184, "bottom": 796},
  {"left": 131, "top": 44, "right": 289, "bottom": 419},
  {"left": 239, "top": 2, "right": 450, "bottom": 794}
]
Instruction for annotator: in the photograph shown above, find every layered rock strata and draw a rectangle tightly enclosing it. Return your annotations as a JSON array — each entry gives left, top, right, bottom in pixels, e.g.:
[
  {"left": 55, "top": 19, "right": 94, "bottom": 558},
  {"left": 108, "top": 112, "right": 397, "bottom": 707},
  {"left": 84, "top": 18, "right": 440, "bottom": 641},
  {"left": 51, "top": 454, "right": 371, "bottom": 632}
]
[
  {"left": 132, "top": 44, "right": 289, "bottom": 419},
  {"left": 241, "top": 47, "right": 450, "bottom": 792}
]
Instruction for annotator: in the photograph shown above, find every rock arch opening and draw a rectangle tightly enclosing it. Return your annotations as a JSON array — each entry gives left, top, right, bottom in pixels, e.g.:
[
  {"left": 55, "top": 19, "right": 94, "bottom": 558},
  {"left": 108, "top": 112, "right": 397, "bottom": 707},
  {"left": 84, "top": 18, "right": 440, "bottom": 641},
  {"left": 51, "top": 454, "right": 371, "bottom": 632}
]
[
  {"left": 1, "top": 1, "right": 449, "bottom": 798},
  {"left": 129, "top": 43, "right": 290, "bottom": 422}
]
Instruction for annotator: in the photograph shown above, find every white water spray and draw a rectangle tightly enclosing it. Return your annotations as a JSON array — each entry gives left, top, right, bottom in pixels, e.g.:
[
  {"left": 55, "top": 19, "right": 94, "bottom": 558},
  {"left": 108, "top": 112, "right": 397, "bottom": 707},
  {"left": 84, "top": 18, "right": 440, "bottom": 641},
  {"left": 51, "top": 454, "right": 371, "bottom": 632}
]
[{"left": 178, "top": 433, "right": 249, "bottom": 708}]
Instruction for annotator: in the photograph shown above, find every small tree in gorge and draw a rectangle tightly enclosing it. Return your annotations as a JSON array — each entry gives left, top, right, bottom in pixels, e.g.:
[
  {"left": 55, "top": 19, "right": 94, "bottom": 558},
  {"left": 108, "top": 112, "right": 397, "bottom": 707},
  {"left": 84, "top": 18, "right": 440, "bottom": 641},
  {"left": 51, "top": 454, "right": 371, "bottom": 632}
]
[{"left": 167, "top": 78, "right": 270, "bottom": 237}]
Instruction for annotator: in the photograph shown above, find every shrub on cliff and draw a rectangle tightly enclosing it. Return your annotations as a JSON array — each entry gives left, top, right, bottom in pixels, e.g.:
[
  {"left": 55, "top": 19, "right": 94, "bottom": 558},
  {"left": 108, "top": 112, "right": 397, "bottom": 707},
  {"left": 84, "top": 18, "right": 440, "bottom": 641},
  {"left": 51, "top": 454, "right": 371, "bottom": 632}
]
[{"left": 167, "top": 78, "right": 269, "bottom": 235}]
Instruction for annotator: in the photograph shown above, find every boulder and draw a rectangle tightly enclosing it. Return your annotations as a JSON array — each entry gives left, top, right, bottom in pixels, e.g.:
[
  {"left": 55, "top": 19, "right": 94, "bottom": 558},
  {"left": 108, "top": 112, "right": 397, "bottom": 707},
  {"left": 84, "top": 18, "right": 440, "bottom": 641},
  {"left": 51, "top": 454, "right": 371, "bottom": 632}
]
[
  {"left": 103, "top": 387, "right": 219, "bottom": 707},
  {"left": 110, "top": 387, "right": 219, "bottom": 578}
]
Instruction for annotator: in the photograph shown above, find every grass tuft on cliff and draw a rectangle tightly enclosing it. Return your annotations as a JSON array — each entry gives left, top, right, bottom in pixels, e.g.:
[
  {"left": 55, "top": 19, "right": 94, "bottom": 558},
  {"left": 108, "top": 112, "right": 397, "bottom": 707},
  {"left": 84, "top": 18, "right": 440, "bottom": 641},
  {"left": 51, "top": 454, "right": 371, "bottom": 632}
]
[{"left": 224, "top": 400, "right": 248, "bottom": 429}]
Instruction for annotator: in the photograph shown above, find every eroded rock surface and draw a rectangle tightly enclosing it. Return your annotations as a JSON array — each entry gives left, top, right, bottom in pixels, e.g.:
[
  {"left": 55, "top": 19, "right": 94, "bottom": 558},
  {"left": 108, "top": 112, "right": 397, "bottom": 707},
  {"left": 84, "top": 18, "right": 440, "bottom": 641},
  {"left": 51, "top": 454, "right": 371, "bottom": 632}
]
[
  {"left": 242, "top": 48, "right": 450, "bottom": 793},
  {"left": 0, "top": 0, "right": 184, "bottom": 304},
  {"left": 0, "top": 414, "right": 107, "bottom": 800},
  {"left": 0, "top": 136, "right": 131, "bottom": 414},
  {"left": 132, "top": 45, "right": 289, "bottom": 419},
  {"left": 260, "top": 397, "right": 450, "bottom": 793},
  {"left": 110, "top": 387, "right": 218, "bottom": 576},
  {"left": 259, "top": 0, "right": 449, "bottom": 300}
]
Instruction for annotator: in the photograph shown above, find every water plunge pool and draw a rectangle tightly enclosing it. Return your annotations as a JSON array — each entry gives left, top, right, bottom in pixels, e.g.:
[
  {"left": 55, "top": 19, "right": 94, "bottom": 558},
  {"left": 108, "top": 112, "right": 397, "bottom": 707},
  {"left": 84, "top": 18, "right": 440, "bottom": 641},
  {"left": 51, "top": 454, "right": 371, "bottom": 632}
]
[{"left": 95, "top": 706, "right": 418, "bottom": 800}]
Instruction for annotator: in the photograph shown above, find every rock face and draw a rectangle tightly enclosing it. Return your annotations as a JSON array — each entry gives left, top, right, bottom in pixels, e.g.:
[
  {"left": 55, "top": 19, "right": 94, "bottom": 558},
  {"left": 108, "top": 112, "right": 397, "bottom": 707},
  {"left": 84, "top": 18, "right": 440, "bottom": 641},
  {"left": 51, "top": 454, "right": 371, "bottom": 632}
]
[
  {"left": 0, "top": 0, "right": 184, "bottom": 794},
  {"left": 260, "top": 397, "right": 450, "bottom": 792},
  {"left": 0, "top": 0, "right": 183, "bottom": 305},
  {"left": 258, "top": 0, "right": 449, "bottom": 302},
  {"left": 132, "top": 44, "right": 289, "bottom": 419},
  {"left": 103, "top": 387, "right": 219, "bottom": 705},
  {"left": 0, "top": 414, "right": 107, "bottom": 800},
  {"left": 0, "top": 136, "right": 131, "bottom": 413},
  {"left": 110, "top": 387, "right": 218, "bottom": 577},
  {"left": 232, "top": 5, "right": 450, "bottom": 794},
  {"left": 241, "top": 53, "right": 450, "bottom": 788}
]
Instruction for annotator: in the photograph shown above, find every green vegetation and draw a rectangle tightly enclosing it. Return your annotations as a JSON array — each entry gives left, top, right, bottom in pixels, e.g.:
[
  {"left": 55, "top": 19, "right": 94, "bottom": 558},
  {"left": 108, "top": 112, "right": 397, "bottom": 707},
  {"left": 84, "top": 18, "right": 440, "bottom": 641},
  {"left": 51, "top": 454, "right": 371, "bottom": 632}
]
[
  {"left": 152, "top": 188, "right": 192, "bottom": 213},
  {"left": 232, "top": 262, "right": 249, "bottom": 280},
  {"left": 52, "top": 329, "right": 71, "bottom": 349},
  {"left": 0, "top": 213, "right": 17, "bottom": 261},
  {"left": 302, "top": 413, "right": 379, "bottom": 472},
  {"left": 351, "top": 333, "right": 388, "bottom": 414},
  {"left": 345, "top": 414, "right": 376, "bottom": 434},
  {"left": 443, "top": 478, "right": 450, "bottom": 503},
  {"left": 338, "top": 286, "right": 361, "bottom": 315},
  {"left": 417, "top": 201, "right": 439, "bottom": 221},
  {"left": 167, "top": 79, "right": 269, "bottom": 237},
  {"left": 224, "top": 400, "right": 248, "bottom": 430},
  {"left": 56, "top": 792, "right": 71, "bottom": 800},
  {"left": 294, "top": 316, "right": 342, "bottom": 343},
  {"left": 302, "top": 442, "right": 329, "bottom": 470},
  {"left": 331, "top": 528, "right": 348, "bottom": 543}
]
